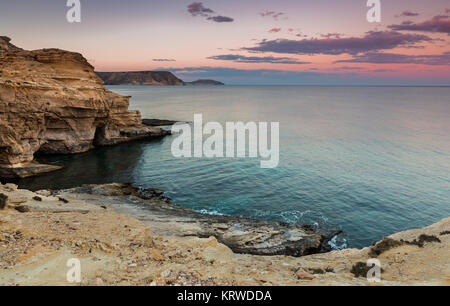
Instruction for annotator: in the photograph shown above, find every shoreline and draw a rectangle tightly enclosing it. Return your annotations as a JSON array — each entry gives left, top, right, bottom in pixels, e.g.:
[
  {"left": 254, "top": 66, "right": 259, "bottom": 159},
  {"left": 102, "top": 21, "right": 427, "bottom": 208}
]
[{"left": 0, "top": 182, "right": 449, "bottom": 286}]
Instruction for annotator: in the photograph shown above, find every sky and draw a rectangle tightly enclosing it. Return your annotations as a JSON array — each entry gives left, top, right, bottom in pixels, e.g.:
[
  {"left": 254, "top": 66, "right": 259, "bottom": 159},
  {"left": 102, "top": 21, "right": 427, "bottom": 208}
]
[{"left": 1, "top": 0, "right": 449, "bottom": 85}]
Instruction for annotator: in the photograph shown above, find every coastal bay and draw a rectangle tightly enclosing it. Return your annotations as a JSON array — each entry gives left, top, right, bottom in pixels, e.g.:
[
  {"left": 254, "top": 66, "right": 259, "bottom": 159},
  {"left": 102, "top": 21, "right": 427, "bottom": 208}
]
[{"left": 1, "top": 35, "right": 449, "bottom": 286}]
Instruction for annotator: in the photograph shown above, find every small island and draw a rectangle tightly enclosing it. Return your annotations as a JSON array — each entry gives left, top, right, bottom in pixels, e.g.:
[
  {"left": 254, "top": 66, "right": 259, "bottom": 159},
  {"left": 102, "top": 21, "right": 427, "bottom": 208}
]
[{"left": 185, "top": 79, "right": 225, "bottom": 86}]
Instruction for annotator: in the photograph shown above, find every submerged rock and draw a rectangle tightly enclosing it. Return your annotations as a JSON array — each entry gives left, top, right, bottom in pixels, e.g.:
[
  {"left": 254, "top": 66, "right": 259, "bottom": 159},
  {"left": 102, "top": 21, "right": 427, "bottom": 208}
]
[{"left": 0, "top": 36, "right": 169, "bottom": 178}]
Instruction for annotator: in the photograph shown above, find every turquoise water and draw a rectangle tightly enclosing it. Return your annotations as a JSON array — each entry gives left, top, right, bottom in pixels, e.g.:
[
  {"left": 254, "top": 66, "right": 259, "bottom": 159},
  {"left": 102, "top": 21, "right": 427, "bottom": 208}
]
[{"left": 15, "top": 86, "right": 450, "bottom": 249}]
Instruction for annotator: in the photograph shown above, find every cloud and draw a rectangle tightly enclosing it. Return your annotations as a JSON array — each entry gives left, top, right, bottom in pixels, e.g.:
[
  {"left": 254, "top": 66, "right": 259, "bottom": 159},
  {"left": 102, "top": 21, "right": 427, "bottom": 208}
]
[
  {"left": 244, "top": 31, "right": 432, "bottom": 55},
  {"left": 207, "top": 15, "right": 234, "bottom": 23},
  {"left": 371, "top": 69, "right": 395, "bottom": 72},
  {"left": 188, "top": 2, "right": 214, "bottom": 17},
  {"left": 187, "top": 2, "right": 234, "bottom": 23},
  {"left": 396, "top": 10, "right": 420, "bottom": 17},
  {"left": 153, "top": 58, "right": 176, "bottom": 62},
  {"left": 335, "top": 66, "right": 364, "bottom": 70},
  {"left": 321, "top": 33, "right": 343, "bottom": 39},
  {"left": 269, "top": 28, "right": 282, "bottom": 33},
  {"left": 388, "top": 14, "right": 450, "bottom": 35},
  {"left": 335, "top": 51, "right": 450, "bottom": 66},
  {"left": 207, "top": 54, "right": 311, "bottom": 64},
  {"left": 260, "top": 11, "right": 286, "bottom": 20}
]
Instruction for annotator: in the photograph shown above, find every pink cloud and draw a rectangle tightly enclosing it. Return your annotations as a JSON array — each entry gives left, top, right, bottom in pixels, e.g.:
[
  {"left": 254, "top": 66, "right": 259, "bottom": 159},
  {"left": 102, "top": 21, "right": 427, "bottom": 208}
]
[
  {"left": 269, "top": 28, "right": 282, "bottom": 33},
  {"left": 396, "top": 10, "right": 420, "bottom": 18}
]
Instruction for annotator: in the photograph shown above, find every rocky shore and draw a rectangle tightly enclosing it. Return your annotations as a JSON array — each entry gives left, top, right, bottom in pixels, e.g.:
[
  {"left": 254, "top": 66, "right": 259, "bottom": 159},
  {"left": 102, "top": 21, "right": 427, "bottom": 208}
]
[
  {"left": 0, "top": 182, "right": 449, "bottom": 286},
  {"left": 0, "top": 37, "right": 169, "bottom": 179}
]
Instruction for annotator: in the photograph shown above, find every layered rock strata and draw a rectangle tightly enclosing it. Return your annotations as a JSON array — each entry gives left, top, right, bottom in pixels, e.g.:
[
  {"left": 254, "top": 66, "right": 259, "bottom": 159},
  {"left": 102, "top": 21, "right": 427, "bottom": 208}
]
[{"left": 0, "top": 37, "right": 168, "bottom": 178}]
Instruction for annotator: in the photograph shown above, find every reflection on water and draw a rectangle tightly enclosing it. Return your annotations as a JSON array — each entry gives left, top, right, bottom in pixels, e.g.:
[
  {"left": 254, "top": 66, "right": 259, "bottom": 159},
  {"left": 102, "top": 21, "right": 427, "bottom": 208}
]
[{"left": 10, "top": 138, "right": 160, "bottom": 190}]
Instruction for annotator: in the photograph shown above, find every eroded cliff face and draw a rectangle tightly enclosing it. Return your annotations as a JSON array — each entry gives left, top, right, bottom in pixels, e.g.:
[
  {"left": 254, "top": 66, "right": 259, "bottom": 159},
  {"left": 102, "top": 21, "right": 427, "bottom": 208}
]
[{"left": 0, "top": 37, "right": 167, "bottom": 178}]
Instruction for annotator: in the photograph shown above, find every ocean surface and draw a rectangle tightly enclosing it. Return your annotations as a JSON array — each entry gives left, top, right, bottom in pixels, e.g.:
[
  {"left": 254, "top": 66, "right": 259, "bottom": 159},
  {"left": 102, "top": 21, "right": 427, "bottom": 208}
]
[{"left": 15, "top": 86, "right": 450, "bottom": 249}]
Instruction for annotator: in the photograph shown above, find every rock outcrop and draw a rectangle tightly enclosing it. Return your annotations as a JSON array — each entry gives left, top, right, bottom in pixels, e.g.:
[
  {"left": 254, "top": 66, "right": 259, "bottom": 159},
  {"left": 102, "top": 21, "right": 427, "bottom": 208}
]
[
  {"left": 59, "top": 183, "right": 341, "bottom": 257},
  {"left": 142, "top": 119, "right": 181, "bottom": 127},
  {"left": 1, "top": 181, "right": 448, "bottom": 286},
  {"left": 0, "top": 37, "right": 169, "bottom": 178},
  {"left": 96, "top": 71, "right": 184, "bottom": 85}
]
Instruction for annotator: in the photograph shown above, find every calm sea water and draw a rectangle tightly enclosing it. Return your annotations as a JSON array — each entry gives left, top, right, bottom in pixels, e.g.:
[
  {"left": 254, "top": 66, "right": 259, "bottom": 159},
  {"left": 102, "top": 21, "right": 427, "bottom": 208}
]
[{"left": 14, "top": 86, "right": 450, "bottom": 248}]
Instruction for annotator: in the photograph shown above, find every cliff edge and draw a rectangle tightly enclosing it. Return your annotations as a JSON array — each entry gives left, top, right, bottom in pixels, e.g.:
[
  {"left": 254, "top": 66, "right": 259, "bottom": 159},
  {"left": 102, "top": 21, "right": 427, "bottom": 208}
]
[{"left": 0, "top": 37, "right": 168, "bottom": 178}]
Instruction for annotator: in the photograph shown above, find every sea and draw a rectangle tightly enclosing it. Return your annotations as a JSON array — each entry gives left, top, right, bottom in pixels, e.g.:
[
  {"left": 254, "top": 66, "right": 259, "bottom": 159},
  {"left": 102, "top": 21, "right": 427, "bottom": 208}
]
[{"left": 14, "top": 85, "right": 450, "bottom": 249}]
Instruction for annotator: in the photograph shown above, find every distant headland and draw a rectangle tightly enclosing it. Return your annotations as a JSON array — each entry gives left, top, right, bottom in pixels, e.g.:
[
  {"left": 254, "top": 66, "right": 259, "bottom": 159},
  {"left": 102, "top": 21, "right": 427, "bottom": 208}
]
[{"left": 96, "top": 71, "right": 225, "bottom": 86}]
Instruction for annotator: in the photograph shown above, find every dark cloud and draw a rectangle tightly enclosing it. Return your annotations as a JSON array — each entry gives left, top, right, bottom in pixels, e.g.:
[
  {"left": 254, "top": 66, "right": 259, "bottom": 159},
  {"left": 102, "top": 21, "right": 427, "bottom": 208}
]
[
  {"left": 207, "top": 54, "right": 311, "bottom": 64},
  {"left": 388, "top": 14, "right": 450, "bottom": 35},
  {"left": 153, "top": 58, "right": 176, "bottom": 62},
  {"left": 188, "top": 2, "right": 214, "bottom": 17},
  {"left": 396, "top": 10, "right": 420, "bottom": 18},
  {"left": 335, "top": 51, "right": 450, "bottom": 66},
  {"left": 207, "top": 15, "right": 234, "bottom": 23},
  {"left": 260, "top": 11, "right": 286, "bottom": 20},
  {"left": 187, "top": 2, "right": 234, "bottom": 23},
  {"left": 244, "top": 31, "right": 432, "bottom": 55}
]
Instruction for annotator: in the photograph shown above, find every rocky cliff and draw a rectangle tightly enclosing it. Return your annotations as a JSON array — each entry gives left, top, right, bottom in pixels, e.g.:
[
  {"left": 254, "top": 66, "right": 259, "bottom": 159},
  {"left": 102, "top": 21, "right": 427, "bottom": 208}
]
[
  {"left": 96, "top": 71, "right": 184, "bottom": 85},
  {"left": 0, "top": 37, "right": 168, "bottom": 178}
]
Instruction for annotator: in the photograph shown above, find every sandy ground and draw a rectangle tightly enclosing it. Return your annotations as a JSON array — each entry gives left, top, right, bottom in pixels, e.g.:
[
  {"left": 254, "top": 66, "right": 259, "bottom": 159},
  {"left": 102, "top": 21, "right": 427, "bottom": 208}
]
[{"left": 0, "top": 183, "right": 449, "bottom": 286}]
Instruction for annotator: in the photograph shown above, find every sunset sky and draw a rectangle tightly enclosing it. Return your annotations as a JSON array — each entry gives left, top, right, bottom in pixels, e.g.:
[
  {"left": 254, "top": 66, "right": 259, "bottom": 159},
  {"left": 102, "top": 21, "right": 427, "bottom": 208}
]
[{"left": 1, "top": 0, "right": 449, "bottom": 85}]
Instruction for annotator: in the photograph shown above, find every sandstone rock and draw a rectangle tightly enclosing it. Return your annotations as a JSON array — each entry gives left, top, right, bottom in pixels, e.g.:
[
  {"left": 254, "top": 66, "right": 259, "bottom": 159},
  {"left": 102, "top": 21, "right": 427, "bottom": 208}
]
[
  {"left": 0, "top": 36, "right": 169, "bottom": 178},
  {"left": 202, "top": 244, "right": 234, "bottom": 264},
  {"left": 296, "top": 271, "right": 315, "bottom": 280},
  {"left": 3, "top": 183, "right": 18, "bottom": 192},
  {"left": 143, "top": 228, "right": 154, "bottom": 248},
  {"left": 35, "top": 190, "right": 52, "bottom": 197},
  {"left": 62, "top": 183, "right": 341, "bottom": 257},
  {"left": 0, "top": 162, "right": 63, "bottom": 179},
  {"left": 95, "top": 278, "right": 105, "bottom": 286},
  {"left": 151, "top": 249, "right": 164, "bottom": 261}
]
